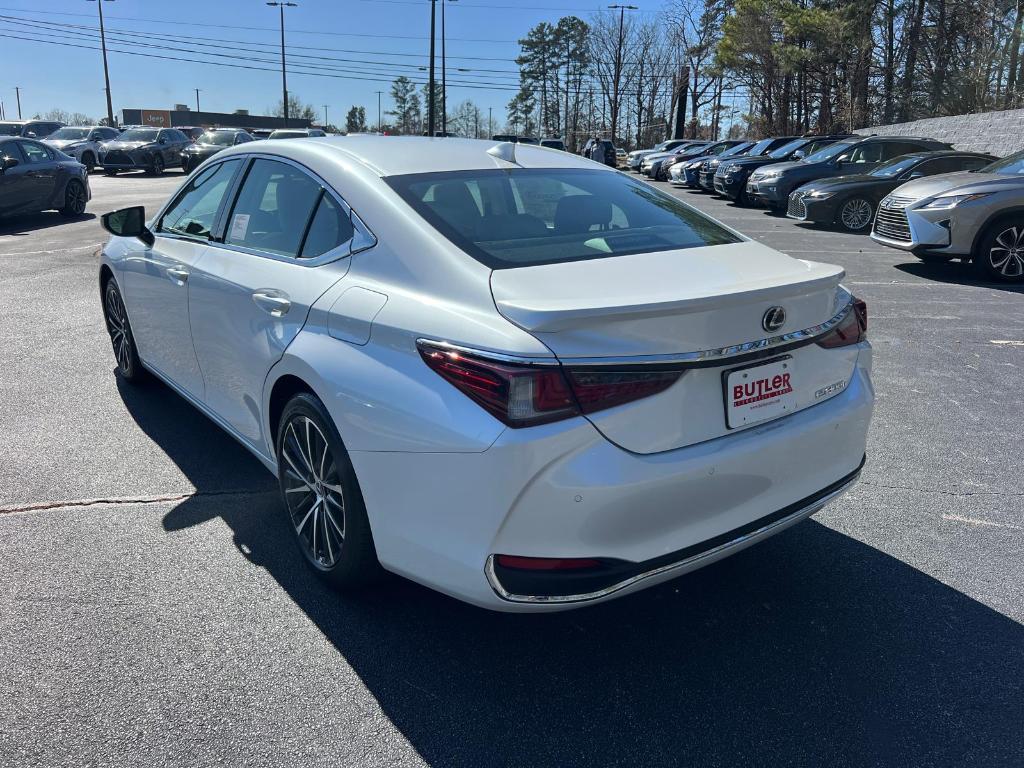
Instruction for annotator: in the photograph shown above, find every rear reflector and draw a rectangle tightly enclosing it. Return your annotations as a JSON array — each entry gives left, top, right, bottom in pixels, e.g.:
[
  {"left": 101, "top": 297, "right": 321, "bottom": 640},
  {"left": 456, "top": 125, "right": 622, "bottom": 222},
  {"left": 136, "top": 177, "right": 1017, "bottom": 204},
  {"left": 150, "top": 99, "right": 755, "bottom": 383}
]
[
  {"left": 418, "top": 341, "right": 683, "bottom": 428},
  {"left": 816, "top": 297, "right": 867, "bottom": 349},
  {"left": 495, "top": 555, "right": 602, "bottom": 570}
]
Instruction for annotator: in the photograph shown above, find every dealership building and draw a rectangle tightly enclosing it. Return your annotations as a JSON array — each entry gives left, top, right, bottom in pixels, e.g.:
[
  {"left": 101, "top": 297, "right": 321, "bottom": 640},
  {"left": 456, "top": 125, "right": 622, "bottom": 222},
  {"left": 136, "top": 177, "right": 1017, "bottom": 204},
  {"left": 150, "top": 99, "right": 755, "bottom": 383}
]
[{"left": 120, "top": 107, "right": 312, "bottom": 131}]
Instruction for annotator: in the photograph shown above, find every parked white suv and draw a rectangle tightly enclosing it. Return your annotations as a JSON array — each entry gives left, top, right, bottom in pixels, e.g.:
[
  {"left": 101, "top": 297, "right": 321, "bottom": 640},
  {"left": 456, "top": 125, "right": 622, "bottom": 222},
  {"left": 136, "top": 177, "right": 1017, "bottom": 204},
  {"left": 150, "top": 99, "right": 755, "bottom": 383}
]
[{"left": 43, "top": 126, "right": 121, "bottom": 172}]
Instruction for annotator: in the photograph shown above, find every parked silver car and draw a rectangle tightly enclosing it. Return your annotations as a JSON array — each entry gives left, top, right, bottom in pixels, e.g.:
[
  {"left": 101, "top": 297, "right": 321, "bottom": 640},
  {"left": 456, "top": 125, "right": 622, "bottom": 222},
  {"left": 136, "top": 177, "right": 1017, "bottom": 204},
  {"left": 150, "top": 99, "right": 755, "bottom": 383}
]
[
  {"left": 871, "top": 149, "right": 1024, "bottom": 281},
  {"left": 42, "top": 126, "right": 121, "bottom": 172}
]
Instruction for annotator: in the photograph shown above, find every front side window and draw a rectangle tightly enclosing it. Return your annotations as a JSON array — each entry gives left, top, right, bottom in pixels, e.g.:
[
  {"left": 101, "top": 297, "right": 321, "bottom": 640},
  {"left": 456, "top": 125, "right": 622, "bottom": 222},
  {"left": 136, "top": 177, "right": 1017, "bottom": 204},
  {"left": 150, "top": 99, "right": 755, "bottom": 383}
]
[
  {"left": 802, "top": 140, "right": 857, "bottom": 164},
  {"left": 768, "top": 138, "right": 806, "bottom": 159},
  {"left": 387, "top": 168, "right": 742, "bottom": 270},
  {"left": 158, "top": 159, "right": 241, "bottom": 240},
  {"left": 225, "top": 158, "right": 323, "bottom": 257},
  {"left": 869, "top": 155, "right": 923, "bottom": 177},
  {"left": 846, "top": 143, "right": 883, "bottom": 163}
]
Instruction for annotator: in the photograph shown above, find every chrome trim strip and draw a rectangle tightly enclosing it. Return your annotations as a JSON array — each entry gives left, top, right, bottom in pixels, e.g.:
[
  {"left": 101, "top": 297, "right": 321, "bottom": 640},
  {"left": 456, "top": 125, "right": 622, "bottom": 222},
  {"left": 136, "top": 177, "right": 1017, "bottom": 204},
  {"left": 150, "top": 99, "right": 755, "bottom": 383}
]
[
  {"left": 484, "top": 470, "right": 860, "bottom": 604},
  {"left": 420, "top": 299, "right": 855, "bottom": 370}
]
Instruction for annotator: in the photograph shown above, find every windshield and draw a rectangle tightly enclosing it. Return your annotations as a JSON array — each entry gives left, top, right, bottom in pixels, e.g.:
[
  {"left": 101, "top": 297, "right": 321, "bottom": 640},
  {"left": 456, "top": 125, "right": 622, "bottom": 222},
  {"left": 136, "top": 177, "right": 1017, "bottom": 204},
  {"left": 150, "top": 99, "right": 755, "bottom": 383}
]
[
  {"left": 119, "top": 129, "right": 159, "bottom": 142},
  {"left": 720, "top": 142, "right": 753, "bottom": 158},
  {"left": 200, "top": 131, "right": 236, "bottom": 146},
  {"left": 870, "top": 155, "right": 924, "bottom": 177},
  {"left": 768, "top": 139, "right": 806, "bottom": 159},
  {"left": 386, "top": 168, "right": 741, "bottom": 270},
  {"left": 269, "top": 131, "right": 306, "bottom": 139},
  {"left": 0, "top": 123, "right": 23, "bottom": 136},
  {"left": 678, "top": 144, "right": 709, "bottom": 157},
  {"left": 981, "top": 150, "right": 1024, "bottom": 175},
  {"left": 48, "top": 128, "right": 90, "bottom": 140},
  {"left": 801, "top": 140, "right": 857, "bottom": 164},
  {"left": 746, "top": 138, "right": 775, "bottom": 156}
]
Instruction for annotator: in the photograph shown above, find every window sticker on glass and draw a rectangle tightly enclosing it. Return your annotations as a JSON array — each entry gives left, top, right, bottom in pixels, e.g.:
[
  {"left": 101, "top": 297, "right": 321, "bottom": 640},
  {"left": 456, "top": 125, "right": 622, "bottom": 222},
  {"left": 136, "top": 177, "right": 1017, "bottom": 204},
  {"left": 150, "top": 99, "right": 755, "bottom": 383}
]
[{"left": 230, "top": 213, "right": 250, "bottom": 240}]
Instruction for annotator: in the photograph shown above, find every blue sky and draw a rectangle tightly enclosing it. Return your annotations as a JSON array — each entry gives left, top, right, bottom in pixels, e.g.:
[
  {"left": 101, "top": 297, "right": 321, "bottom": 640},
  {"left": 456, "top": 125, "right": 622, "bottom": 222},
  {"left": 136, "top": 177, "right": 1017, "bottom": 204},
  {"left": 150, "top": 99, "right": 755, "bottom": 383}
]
[{"left": 0, "top": 0, "right": 663, "bottom": 127}]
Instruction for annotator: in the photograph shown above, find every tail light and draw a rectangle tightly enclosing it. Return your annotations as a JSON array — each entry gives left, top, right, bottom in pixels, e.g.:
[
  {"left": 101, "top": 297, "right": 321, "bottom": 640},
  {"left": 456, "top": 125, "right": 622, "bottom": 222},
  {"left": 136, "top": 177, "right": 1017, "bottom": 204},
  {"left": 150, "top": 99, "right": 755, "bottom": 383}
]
[
  {"left": 417, "top": 342, "right": 682, "bottom": 428},
  {"left": 817, "top": 297, "right": 867, "bottom": 349}
]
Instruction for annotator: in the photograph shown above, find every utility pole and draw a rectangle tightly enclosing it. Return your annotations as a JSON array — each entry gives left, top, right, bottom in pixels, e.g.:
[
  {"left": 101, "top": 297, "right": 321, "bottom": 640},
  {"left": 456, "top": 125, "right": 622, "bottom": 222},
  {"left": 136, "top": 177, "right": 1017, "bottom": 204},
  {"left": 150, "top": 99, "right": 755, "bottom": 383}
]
[
  {"left": 428, "top": 0, "right": 437, "bottom": 136},
  {"left": 441, "top": 0, "right": 458, "bottom": 136},
  {"left": 87, "top": 0, "right": 115, "bottom": 126},
  {"left": 607, "top": 4, "right": 637, "bottom": 145},
  {"left": 564, "top": 34, "right": 571, "bottom": 144},
  {"left": 14, "top": 86, "right": 21, "bottom": 119},
  {"left": 195, "top": 88, "right": 201, "bottom": 113},
  {"left": 0, "top": 100, "right": 5, "bottom": 120},
  {"left": 267, "top": 2, "right": 298, "bottom": 127},
  {"left": 488, "top": 106, "right": 493, "bottom": 137},
  {"left": 322, "top": 104, "right": 329, "bottom": 130},
  {"left": 375, "top": 90, "right": 383, "bottom": 132}
]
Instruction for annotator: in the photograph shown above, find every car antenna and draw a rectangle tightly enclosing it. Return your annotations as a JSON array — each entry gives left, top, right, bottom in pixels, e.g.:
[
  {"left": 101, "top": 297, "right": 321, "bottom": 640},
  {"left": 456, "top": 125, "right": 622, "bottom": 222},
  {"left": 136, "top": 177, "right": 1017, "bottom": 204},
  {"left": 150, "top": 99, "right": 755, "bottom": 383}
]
[{"left": 487, "top": 141, "right": 519, "bottom": 166}]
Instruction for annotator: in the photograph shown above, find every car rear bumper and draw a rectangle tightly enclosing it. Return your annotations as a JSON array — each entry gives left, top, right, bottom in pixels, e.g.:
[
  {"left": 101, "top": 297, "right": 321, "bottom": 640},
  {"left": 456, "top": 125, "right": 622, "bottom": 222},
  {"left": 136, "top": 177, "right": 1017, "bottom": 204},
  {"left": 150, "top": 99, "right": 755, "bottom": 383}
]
[{"left": 350, "top": 351, "right": 874, "bottom": 612}]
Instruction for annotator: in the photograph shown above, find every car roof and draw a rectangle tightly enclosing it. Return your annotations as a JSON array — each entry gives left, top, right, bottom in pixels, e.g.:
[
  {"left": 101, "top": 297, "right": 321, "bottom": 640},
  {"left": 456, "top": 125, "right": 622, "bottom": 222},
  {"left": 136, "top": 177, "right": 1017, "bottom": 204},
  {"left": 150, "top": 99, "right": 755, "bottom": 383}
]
[{"left": 246, "top": 135, "right": 608, "bottom": 176}]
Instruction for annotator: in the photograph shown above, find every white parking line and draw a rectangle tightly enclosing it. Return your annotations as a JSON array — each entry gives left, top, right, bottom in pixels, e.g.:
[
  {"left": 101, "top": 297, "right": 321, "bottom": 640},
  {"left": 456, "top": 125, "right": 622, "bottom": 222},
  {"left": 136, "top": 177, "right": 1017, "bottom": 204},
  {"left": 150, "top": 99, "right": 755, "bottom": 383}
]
[{"left": 0, "top": 244, "right": 100, "bottom": 257}]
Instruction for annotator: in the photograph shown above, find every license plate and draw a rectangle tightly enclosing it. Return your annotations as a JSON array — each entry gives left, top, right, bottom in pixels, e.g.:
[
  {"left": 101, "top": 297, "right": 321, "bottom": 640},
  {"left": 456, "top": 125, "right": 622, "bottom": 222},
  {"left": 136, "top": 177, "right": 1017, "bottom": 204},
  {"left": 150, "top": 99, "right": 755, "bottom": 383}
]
[{"left": 726, "top": 358, "right": 795, "bottom": 428}]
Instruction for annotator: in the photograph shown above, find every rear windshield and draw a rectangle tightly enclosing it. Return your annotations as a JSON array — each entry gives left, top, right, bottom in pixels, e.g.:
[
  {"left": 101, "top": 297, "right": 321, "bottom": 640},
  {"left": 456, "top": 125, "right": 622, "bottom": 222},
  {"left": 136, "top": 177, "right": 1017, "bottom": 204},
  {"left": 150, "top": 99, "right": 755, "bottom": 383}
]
[
  {"left": 386, "top": 168, "right": 742, "bottom": 269},
  {"left": 269, "top": 131, "right": 306, "bottom": 139},
  {"left": 0, "top": 123, "right": 23, "bottom": 136}
]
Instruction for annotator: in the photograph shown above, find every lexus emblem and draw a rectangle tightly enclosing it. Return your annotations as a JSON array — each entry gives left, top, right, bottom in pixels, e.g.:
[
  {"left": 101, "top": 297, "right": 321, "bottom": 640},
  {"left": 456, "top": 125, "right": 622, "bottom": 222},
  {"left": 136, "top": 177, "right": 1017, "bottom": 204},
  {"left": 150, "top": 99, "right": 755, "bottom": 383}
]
[{"left": 762, "top": 306, "right": 787, "bottom": 333}]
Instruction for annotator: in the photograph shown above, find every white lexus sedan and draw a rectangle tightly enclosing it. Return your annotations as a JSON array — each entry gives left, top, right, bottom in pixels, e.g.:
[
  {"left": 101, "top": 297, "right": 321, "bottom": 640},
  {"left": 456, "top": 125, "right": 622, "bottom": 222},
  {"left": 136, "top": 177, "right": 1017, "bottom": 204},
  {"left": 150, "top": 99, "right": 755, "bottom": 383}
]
[{"left": 97, "top": 136, "right": 873, "bottom": 611}]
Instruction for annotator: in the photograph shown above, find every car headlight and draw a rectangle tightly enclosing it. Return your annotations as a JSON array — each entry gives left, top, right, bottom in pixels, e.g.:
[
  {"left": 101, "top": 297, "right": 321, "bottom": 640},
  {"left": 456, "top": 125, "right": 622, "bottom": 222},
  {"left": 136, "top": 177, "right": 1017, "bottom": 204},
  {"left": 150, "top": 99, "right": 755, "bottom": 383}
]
[
  {"left": 806, "top": 189, "right": 834, "bottom": 199},
  {"left": 921, "top": 192, "right": 992, "bottom": 209},
  {"left": 759, "top": 169, "right": 782, "bottom": 179},
  {"left": 63, "top": 142, "right": 84, "bottom": 150}
]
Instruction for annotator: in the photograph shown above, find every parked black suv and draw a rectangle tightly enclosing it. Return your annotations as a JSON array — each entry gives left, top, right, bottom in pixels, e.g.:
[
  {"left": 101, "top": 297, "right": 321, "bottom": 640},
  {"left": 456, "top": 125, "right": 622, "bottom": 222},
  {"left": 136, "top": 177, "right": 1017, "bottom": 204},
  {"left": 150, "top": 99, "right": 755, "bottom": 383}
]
[
  {"left": 788, "top": 150, "right": 996, "bottom": 232},
  {"left": 746, "top": 135, "right": 951, "bottom": 211},
  {"left": 180, "top": 128, "right": 255, "bottom": 172},
  {"left": 700, "top": 136, "right": 799, "bottom": 191},
  {"left": 713, "top": 135, "right": 851, "bottom": 204},
  {"left": 582, "top": 138, "right": 616, "bottom": 167}
]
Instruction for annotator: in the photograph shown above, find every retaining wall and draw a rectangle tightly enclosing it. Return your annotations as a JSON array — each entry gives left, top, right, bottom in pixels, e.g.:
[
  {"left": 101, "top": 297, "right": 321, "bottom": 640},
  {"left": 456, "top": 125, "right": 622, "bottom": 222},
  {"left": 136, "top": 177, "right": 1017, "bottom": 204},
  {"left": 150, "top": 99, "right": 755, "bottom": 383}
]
[{"left": 855, "top": 108, "right": 1024, "bottom": 155}]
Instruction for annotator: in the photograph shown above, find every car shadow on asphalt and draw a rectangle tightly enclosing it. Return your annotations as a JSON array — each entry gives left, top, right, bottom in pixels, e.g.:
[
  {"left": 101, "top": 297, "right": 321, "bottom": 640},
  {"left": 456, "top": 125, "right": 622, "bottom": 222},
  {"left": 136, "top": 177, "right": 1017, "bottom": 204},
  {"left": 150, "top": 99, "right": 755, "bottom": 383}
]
[
  {"left": 0, "top": 211, "right": 96, "bottom": 236},
  {"left": 895, "top": 261, "right": 1024, "bottom": 293},
  {"left": 116, "top": 378, "right": 1024, "bottom": 767}
]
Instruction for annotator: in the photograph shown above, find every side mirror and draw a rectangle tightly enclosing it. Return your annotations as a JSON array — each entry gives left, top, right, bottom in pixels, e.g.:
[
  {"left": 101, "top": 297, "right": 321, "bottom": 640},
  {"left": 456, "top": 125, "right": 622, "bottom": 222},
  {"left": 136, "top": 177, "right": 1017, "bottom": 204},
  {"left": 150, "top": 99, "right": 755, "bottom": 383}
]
[
  {"left": 102, "top": 206, "right": 154, "bottom": 246},
  {"left": 792, "top": 150, "right": 806, "bottom": 160},
  {"left": 159, "top": 137, "right": 168, "bottom": 144},
  {"left": 25, "top": 131, "right": 37, "bottom": 138},
  {"left": 1, "top": 156, "right": 19, "bottom": 173},
  {"left": 908, "top": 170, "right": 925, "bottom": 179}
]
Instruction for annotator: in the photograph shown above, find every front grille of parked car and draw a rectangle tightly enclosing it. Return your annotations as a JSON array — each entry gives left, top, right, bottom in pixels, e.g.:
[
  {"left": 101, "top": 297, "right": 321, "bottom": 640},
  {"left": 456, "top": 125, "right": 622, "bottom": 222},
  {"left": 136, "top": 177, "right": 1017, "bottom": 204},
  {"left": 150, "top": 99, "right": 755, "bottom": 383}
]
[
  {"left": 787, "top": 192, "right": 807, "bottom": 219},
  {"left": 103, "top": 150, "right": 132, "bottom": 165},
  {"left": 874, "top": 207, "right": 912, "bottom": 241}
]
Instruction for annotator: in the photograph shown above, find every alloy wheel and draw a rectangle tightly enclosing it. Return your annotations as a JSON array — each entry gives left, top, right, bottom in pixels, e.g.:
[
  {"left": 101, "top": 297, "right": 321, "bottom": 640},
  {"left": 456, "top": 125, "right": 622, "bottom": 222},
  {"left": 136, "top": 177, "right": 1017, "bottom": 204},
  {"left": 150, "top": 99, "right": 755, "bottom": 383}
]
[
  {"left": 65, "top": 182, "right": 86, "bottom": 215},
  {"left": 152, "top": 156, "right": 164, "bottom": 176},
  {"left": 988, "top": 226, "right": 1024, "bottom": 278},
  {"left": 281, "top": 415, "right": 346, "bottom": 569},
  {"left": 104, "top": 283, "right": 132, "bottom": 374},
  {"left": 840, "top": 198, "right": 873, "bottom": 231}
]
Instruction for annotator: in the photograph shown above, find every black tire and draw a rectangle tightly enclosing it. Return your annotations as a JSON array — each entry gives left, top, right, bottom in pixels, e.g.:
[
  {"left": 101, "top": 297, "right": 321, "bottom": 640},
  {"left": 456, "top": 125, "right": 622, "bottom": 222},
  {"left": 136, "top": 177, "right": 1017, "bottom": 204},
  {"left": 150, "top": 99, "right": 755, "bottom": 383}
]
[
  {"left": 181, "top": 157, "right": 192, "bottom": 174},
  {"left": 276, "top": 393, "right": 382, "bottom": 590},
  {"left": 81, "top": 152, "right": 96, "bottom": 173},
  {"left": 836, "top": 196, "right": 874, "bottom": 232},
  {"left": 974, "top": 220, "right": 1024, "bottom": 282},
  {"left": 914, "top": 253, "right": 954, "bottom": 264},
  {"left": 104, "top": 168, "right": 119, "bottom": 176},
  {"left": 150, "top": 155, "right": 164, "bottom": 176},
  {"left": 58, "top": 179, "right": 87, "bottom": 217},
  {"left": 103, "top": 278, "right": 148, "bottom": 382}
]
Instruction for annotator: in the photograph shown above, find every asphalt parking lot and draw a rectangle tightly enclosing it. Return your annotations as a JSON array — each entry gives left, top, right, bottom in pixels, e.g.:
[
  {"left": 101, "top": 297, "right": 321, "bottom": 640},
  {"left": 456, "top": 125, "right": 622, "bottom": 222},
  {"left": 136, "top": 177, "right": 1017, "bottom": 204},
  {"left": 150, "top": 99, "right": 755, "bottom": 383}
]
[{"left": 2, "top": 169, "right": 1022, "bottom": 767}]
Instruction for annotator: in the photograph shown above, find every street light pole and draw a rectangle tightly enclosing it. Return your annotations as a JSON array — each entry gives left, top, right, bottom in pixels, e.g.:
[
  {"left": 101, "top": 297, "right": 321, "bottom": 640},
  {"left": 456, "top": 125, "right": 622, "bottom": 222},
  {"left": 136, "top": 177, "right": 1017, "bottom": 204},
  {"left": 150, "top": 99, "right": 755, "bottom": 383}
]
[
  {"left": 322, "top": 104, "right": 329, "bottom": 130},
  {"left": 488, "top": 106, "right": 493, "bottom": 137},
  {"left": 195, "top": 88, "right": 201, "bottom": 113},
  {"left": 428, "top": 0, "right": 437, "bottom": 137},
  {"left": 375, "top": 90, "right": 383, "bottom": 132},
  {"left": 267, "top": 2, "right": 298, "bottom": 128},
  {"left": 14, "top": 86, "right": 22, "bottom": 119},
  {"left": 87, "top": 0, "right": 115, "bottom": 126}
]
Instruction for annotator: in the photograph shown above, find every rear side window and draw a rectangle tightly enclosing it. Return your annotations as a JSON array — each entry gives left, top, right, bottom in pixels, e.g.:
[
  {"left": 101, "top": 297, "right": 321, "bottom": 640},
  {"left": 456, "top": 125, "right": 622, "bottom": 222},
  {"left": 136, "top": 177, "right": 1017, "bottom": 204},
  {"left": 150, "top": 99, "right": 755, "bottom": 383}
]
[
  {"left": 225, "top": 158, "right": 323, "bottom": 257},
  {"left": 158, "top": 159, "right": 242, "bottom": 240},
  {"left": 386, "top": 168, "right": 741, "bottom": 269},
  {"left": 300, "top": 194, "right": 355, "bottom": 258},
  {"left": 18, "top": 141, "right": 51, "bottom": 163}
]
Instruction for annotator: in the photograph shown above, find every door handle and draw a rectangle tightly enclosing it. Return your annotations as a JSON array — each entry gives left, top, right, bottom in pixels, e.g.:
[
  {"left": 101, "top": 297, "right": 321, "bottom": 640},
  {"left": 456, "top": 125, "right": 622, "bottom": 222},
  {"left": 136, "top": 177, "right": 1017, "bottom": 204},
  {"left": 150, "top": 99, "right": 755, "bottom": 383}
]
[
  {"left": 252, "top": 290, "right": 291, "bottom": 317},
  {"left": 166, "top": 266, "right": 190, "bottom": 283}
]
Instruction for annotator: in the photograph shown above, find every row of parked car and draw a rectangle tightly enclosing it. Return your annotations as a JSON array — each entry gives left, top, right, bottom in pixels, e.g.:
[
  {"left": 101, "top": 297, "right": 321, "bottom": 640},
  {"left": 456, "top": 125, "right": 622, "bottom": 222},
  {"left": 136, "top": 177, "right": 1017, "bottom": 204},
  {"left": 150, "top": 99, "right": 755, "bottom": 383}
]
[
  {"left": 628, "top": 133, "right": 1024, "bottom": 282},
  {"left": 0, "top": 123, "right": 332, "bottom": 220}
]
